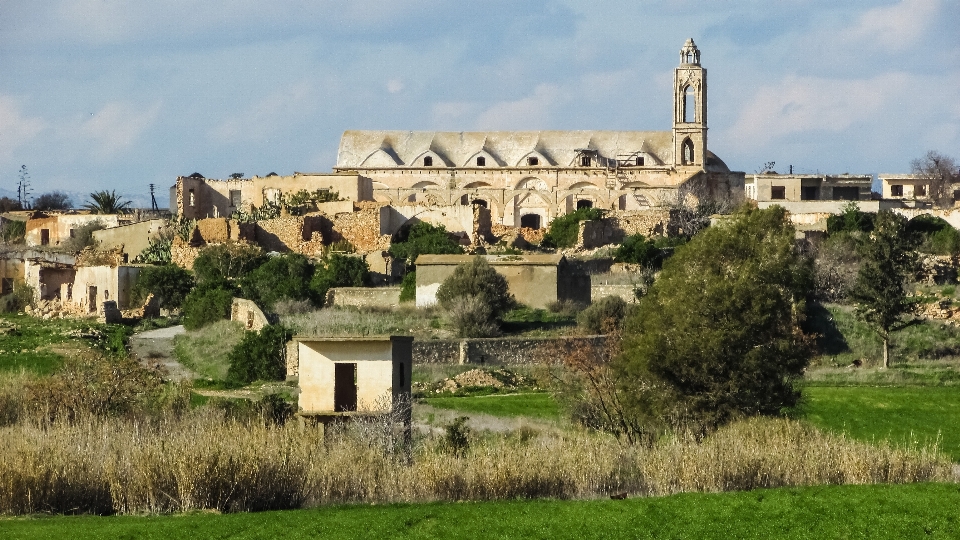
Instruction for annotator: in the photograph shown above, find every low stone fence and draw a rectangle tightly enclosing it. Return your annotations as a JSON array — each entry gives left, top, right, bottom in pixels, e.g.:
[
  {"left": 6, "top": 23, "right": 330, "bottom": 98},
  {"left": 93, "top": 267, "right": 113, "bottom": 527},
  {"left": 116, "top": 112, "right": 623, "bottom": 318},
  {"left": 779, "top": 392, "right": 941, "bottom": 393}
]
[
  {"left": 413, "top": 335, "right": 607, "bottom": 365},
  {"left": 591, "top": 284, "right": 638, "bottom": 303},
  {"left": 326, "top": 287, "right": 401, "bottom": 309}
]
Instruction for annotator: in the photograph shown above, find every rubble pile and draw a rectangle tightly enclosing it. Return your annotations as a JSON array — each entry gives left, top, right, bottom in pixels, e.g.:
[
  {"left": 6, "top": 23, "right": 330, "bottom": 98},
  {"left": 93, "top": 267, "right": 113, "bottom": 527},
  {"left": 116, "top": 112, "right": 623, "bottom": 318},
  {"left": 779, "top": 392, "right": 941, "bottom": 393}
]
[{"left": 327, "top": 205, "right": 391, "bottom": 252}]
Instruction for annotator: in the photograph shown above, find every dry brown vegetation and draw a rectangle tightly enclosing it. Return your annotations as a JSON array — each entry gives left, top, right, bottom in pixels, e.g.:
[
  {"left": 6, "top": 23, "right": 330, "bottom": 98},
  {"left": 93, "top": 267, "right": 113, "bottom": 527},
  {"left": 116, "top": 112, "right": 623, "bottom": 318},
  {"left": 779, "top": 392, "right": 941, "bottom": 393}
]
[{"left": 0, "top": 409, "right": 949, "bottom": 515}]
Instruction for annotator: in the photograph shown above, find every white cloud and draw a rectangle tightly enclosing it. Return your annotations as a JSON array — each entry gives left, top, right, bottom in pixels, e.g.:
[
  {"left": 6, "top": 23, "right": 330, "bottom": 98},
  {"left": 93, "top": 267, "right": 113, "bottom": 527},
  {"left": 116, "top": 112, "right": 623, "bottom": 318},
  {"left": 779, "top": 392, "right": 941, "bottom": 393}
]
[
  {"left": 474, "top": 85, "right": 567, "bottom": 130},
  {"left": 209, "top": 82, "right": 315, "bottom": 143},
  {"left": 847, "top": 0, "right": 939, "bottom": 51},
  {"left": 77, "top": 101, "right": 162, "bottom": 160},
  {"left": 0, "top": 96, "right": 46, "bottom": 163},
  {"left": 387, "top": 79, "right": 405, "bottom": 94}
]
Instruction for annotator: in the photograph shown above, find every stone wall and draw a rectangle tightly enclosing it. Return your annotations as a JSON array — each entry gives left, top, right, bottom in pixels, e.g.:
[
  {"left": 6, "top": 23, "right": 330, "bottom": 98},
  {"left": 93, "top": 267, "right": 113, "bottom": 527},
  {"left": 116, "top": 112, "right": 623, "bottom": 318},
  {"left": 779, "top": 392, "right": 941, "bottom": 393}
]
[
  {"left": 324, "top": 202, "right": 391, "bottom": 252},
  {"left": 170, "top": 240, "right": 202, "bottom": 270},
  {"left": 255, "top": 215, "right": 325, "bottom": 256},
  {"left": 591, "top": 284, "right": 638, "bottom": 303},
  {"left": 230, "top": 297, "right": 270, "bottom": 331},
  {"left": 326, "top": 287, "right": 401, "bottom": 308},
  {"left": 413, "top": 335, "right": 607, "bottom": 365}
]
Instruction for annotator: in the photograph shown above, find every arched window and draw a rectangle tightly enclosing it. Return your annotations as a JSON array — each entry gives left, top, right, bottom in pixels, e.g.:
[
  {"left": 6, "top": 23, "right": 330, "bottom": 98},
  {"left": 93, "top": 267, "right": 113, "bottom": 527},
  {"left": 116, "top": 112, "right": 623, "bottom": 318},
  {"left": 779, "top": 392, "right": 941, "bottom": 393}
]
[
  {"left": 476, "top": 156, "right": 486, "bottom": 167},
  {"left": 682, "top": 138, "right": 695, "bottom": 165},
  {"left": 576, "top": 199, "right": 593, "bottom": 210},
  {"left": 472, "top": 199, "right": 488, "bottom": 208},
  {"left": 684, "top": 85, "right": 696, "bottom": 123},
  {"left": 423, "top": 156, "right": 433, "bottom": 167},
  {"left": 580, "top": 155, "right": 591, "bottom": 167}
]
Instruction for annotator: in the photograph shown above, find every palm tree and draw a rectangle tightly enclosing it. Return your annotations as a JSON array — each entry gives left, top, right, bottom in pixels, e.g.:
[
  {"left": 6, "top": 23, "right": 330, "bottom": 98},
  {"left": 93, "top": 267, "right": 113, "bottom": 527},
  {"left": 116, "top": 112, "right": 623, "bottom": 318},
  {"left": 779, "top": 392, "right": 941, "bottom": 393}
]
[{"left": 84, "top": 190, "right": 132, "bottom": 214}]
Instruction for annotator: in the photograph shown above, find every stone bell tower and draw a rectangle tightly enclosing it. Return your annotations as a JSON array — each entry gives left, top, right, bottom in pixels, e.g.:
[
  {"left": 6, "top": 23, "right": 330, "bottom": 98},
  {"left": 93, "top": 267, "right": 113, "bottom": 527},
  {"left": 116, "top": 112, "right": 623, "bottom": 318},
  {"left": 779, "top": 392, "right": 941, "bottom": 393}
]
[{"left": 673, "top": 38, "right": 707, "bottom": 168}]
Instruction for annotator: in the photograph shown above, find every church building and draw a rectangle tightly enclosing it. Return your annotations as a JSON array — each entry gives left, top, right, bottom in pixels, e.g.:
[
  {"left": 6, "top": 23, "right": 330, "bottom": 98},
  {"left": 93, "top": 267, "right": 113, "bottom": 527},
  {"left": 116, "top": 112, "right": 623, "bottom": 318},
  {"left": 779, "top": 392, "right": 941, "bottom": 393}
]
[{"left": 333, "top": 39, "right": 744, "bottom": 228}]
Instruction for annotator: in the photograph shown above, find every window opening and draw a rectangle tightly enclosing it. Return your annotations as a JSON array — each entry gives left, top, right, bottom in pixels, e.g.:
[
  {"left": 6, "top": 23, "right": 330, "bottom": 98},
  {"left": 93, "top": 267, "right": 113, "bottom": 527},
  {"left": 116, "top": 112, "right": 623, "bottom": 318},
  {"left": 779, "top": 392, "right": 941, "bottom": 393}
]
[
  {"left": 916, "top": 185, "right": 927, "bottom": 197},
  {"left": 188, "top": 189, "right": 195, "bottom": 207},
  {"left": 527, "top": 156, "right": 539, "bottom": 166},
  {"left": 476, "top": 156, "right": 486, "bottom": 167},
  {"left": 771, "top": 186, "right": 786, "bottom": 200},
  {"left": 471, "top": 199, "right": 488, "bottom": 208},
  {"left": 801, "top": 187, "right": 817, "bottom": 201},
  {"left": 636, "top": 156, "right": 644, "bottom": 166},
  {"left": 580, "top": 155, "right": 591, "bottom": 167},
  {"left": 684, "top": 85, "right": 696, "bottom": 123},
  {"left": 832, "top": 187, "right": 859, "bottom": 201},
  {"left": 891, "top": 185, "right": 903, "bottom": 197},
  {"left": 69, "top": 229, "right": 75, "bottom": 238},
  {"left": 682, "top": 139, "right": 695, "bottom": 165},
  {"left": 229, "top": 190, "right": 242, "bottom": 207},
  {"left": 423, "top": 156, "right": 433, "bottom": 167},
  {"left": 576, "top": 199, "right": 593, "bottom": 210},
  {"left": 87, "top": 286, "right": 97, "bottom": 313},
  {"left": 397, "top": 362, "right": 405, "bottom": 387},
  {"left": 519, "top": 214, "right": 541, "bottom": 229},
  {"left": 40, "top": 229, "right": 50, "bottom": 245}
]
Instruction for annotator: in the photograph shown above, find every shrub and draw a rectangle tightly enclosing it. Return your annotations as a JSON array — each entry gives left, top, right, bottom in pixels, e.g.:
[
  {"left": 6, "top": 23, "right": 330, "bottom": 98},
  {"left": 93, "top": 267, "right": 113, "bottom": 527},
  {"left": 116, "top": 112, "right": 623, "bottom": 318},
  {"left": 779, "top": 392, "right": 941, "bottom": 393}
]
[
  {"left": 61, "top": 220, "right": 105, "bottom": 252},
  {"left": 0, "top": 282, "right": 35, "bottom": 313},
  {"left": 908, "top": 216, "right": 960, "bottom": 255},
  {"left": 241, "top": 253, "right": 316, "bottom": 309},
  {"left": 272, "top": 298, "right": 314, "bottom": 316},
  {"left": 446, "top": 295, "right": 500, "bottom": 338},
  {"left": 388, "top": 221, "right": 464, "bottom": 267},
  {"left": 226, "top": 324, "right": 292, "bottom": 385},
  {"left": 617, "top": 206, "right": 813, "bottom": 436},
  {"left": 181, "top": 284, "right": 234, "bottom": 330},
  {"left": 443, "top": 416, "right": 471, "bottom": 457},
  {"left": 310, "top": 254, "right": 370, "bottom": 304},
  {"left": 133, "top": 234, "right": 173, "bottom": 265},
  {"left": 541, "top": 207, "right": 605, "bottom": 249},
  {"left": 614, "top": 234, "right": 663, "bottom": 267},
  {"left": 826, "top": 202, "right": 874, "bottom": 235},
  {"left": 436, "top": 257, "right": 514, "bottom": 318},
  {"left": 132, "top": 264, "right": 195, "bottom": 309},
  {"left": 1, "top": 220, "right": 26, "bottom": 243},
  {"left": 399, "top": 271, "right": 416, "bottom": 303},
  {"left": 192, "top": 243, "right": 266, "bottom": 285},
  {"left": 578, "top": 296, "right": 630, "bottom": 334}
]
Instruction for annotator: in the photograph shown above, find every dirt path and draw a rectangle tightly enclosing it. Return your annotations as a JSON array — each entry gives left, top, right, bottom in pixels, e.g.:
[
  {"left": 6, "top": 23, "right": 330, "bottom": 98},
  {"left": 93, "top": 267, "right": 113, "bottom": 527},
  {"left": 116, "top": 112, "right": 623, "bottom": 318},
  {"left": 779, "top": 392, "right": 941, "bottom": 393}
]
[{"left": 130, "top": 325, "right": 194, "bottom": 380}]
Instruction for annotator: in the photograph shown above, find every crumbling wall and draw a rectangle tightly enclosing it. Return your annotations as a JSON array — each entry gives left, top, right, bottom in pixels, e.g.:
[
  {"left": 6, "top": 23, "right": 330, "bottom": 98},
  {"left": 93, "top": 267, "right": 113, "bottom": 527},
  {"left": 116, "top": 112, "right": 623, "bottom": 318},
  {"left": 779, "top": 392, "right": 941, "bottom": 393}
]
[
  {"left": 607, "top": 209, "right": 676, "bottom": 238},
  {"left": 171, "top": 238, "right": 203, "bottom": 270},
  {"left": 578, "top": 218, "right": 625, "bottom": 249},
  {"left": 325, "top": 203, "right": 391, "bottom": 252},
  {"left": 255, "top": 216, "right": 325, "bottom": 256}
]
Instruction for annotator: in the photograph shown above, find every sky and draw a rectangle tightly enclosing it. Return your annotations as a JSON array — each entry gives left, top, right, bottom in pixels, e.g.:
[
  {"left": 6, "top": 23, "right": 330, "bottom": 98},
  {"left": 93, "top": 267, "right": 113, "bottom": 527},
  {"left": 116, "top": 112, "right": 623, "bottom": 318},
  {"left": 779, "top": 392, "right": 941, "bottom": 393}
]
[{"left": 1, "top": 0, "right": 958, "bottom": 208}]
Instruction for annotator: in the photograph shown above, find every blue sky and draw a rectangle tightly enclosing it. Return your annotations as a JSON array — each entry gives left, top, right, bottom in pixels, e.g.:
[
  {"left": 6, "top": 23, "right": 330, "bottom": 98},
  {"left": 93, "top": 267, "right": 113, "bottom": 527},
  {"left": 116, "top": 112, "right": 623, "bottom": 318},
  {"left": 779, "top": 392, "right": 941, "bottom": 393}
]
[{"left": 1, "top": 0, "right": 957, "bottom": 208}]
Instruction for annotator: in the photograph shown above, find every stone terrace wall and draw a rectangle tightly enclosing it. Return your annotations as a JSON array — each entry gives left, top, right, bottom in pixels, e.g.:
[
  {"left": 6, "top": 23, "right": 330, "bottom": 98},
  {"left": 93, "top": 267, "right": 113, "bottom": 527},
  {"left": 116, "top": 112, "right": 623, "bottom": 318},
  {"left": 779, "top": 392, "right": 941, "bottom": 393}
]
[
  {"left": 326, "top": 287, "right": 401, "bottom": 308},
  {"left": 414, "top": 335, "right": 607, "bottom": 365}
]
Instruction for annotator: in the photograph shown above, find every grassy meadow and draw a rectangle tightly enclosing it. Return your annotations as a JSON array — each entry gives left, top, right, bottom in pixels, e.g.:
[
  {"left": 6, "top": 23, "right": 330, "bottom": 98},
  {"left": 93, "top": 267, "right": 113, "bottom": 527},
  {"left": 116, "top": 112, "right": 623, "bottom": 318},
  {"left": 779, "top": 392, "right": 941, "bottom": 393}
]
[{"left": 3, "top": 483, "right": 958, "bottom": 539}]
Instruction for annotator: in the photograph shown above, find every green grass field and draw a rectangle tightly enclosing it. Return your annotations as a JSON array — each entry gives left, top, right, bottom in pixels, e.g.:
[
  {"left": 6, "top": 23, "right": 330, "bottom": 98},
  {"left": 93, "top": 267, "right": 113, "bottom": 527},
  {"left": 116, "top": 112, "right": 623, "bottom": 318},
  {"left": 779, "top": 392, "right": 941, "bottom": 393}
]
[
  {"left": 803, "top": 386, "right": 960, "bottom": 461},
  {"left": 2, "top": 483, "right": 957, "bottom": 539},
  {"left": 0, "top": 314, "right": 103, "bottom": 375},
  {"left": 421, "top": 392, "right": 561, "bottom": 420},
  {"left": 172, "top": 320, "right": 246, "bottom": 381}
]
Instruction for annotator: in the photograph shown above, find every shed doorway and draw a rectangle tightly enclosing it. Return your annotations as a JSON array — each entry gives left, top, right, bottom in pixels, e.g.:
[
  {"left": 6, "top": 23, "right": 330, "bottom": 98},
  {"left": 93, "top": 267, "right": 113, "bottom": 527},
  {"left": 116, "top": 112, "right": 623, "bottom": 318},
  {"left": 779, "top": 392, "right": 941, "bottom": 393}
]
[{"left": 334, "top": 363, "right": 358, "bottom": 412}]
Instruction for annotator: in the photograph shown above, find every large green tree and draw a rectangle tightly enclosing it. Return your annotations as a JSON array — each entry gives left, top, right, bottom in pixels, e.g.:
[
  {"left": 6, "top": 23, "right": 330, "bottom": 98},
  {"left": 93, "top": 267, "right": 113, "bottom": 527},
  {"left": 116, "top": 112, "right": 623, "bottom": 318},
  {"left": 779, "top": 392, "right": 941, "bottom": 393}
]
[
  {"left": 388, "top": 221, "right": 464, "bottom": 267},
  {"left": 850, "top": 210, "right": 919, "bottom": 368},
  {"left": 615, "top": 206, "right": 812, "bottom": 435}
]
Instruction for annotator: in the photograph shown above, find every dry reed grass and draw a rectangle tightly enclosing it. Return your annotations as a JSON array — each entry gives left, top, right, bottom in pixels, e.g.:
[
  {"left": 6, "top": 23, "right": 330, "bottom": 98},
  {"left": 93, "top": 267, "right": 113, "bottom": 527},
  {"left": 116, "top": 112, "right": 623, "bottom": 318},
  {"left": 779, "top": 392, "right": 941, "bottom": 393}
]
[{"left": 0, "top": 411, "right": 950, "bottom": 516}]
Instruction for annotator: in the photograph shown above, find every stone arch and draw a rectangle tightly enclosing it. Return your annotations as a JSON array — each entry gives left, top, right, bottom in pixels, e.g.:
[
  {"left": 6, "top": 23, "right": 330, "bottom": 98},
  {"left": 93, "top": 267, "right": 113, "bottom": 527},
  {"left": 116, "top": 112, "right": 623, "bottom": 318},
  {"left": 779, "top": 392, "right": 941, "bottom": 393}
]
[
  {"left": 681, "top": 138, "right": 695, "bottom": 165},
  {"left": 410, "top": 150, "right": 446, "bottom": 167},
  {"left": 516, "top": 177, "right": 547, "bottom": 190},
  {"left": 517, "top": 150, "right": 549, "bottom": 167}
]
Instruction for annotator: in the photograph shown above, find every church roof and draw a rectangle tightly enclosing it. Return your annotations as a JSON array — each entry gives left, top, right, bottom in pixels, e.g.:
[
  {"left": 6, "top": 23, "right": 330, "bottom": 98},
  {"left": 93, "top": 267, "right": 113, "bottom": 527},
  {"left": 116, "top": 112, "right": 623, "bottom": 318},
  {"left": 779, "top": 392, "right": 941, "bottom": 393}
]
[{"left": 335, "top": 130, "right": 676, "bottom": 169}]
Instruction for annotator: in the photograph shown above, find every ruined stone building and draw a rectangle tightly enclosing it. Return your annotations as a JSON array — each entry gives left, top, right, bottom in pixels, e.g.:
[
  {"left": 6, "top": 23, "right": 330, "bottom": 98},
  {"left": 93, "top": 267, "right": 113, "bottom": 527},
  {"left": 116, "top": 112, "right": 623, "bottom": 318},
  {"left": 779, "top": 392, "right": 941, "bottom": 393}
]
[
  {"left": 333, "top": 39, "right": 744, "bottom": 228},
  {"left": 171, "top": 40, "right": 742, "bottom": 233}
]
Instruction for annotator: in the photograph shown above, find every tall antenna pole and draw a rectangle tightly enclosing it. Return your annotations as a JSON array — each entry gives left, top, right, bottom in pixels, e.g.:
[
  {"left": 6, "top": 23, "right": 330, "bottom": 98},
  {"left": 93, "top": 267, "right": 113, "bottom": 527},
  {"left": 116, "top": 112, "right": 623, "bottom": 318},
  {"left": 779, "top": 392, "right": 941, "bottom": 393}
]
[{"left": 149, "top": 183, "right": 159, "bottom": 212}]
